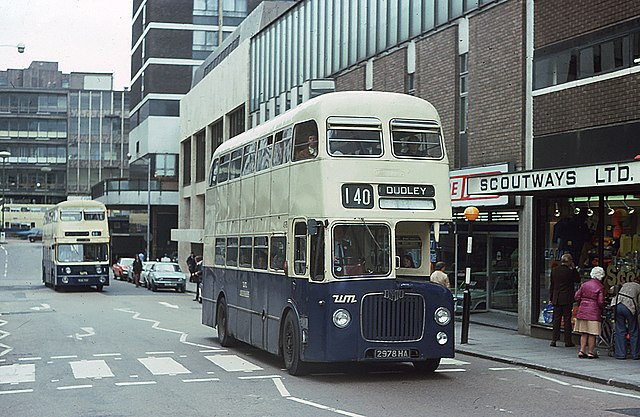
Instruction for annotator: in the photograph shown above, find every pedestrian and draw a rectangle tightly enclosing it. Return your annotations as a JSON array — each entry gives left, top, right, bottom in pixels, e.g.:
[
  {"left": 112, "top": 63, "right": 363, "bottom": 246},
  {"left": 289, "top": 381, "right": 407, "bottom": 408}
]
[
  {"left": 132, "top": 254, "right": 143, "bottom": 288},
  {"left": 574, "top": 266, "right": 606, "bottom": 359},
  {"left": 430, "top": 261, "right": 450, "bottom": 289},
  {"left": 192, "top": 255, "right": 203, "bottom": 302},
  {"left": 186, "top": 252, "right": 196, "bottom": 276},
  {"left": 549, "top": 253, "right": 580, "bottom": 348},
  {"left": 611, "top": 276, "right": 640, "bottom": 359}
]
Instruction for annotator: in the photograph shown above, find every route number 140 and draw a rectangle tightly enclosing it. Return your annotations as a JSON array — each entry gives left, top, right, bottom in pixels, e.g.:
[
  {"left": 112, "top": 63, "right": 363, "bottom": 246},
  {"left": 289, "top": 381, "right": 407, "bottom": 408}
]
[{"left": 341, "top": 184, "right": 374, "bottom": 209}]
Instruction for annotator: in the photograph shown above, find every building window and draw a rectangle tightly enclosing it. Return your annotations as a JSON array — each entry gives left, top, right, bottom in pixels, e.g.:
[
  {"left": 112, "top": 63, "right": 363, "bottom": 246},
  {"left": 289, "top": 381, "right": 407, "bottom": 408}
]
[
  {"left": 195, "top": 130, "right": 206, "bottom": 182},
  {"left": 209, "top": 118, "right": 223, "bottom": 157},
  {"left": 182, "top": 140, "right": 191, "bottom": 186},
  {"left": 228, "top": 105, "right": 245, "bottom": 138}
]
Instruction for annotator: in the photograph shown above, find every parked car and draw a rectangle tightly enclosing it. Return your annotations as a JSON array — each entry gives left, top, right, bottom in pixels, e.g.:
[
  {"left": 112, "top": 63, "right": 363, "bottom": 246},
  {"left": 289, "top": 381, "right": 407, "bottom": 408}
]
[
  {"left": 28, "top": 228, "right": 43, "bottom": 242},
  {"left": 140, "top": 261, "right": 157, "bottom": 288},
  {"left": 113, "top": 257, "right": 135, "bottom": 281},
  {"left": 147, "top": 262, "right": 186, "bottom": 292}
]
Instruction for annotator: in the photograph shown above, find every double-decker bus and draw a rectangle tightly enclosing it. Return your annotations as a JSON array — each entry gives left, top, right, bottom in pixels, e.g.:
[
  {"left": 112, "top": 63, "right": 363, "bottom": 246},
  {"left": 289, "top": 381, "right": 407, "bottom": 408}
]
[
  {"left": 42, "top": 200, "right": 110, "bottom": 291},
  {"left": 202, "top": 91, "right": 453, "bottom": 375}
]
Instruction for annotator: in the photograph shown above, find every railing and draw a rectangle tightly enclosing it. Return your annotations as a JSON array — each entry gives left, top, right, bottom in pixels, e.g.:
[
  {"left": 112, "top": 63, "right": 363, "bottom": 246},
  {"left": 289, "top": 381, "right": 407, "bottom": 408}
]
[{"left": 91, "top": 178, "right": 178, "bottom": 199}]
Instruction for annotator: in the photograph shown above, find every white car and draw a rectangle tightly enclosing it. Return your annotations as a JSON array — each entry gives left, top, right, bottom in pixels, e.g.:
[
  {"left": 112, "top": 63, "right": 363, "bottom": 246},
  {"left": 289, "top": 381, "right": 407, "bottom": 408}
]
[
  {"left": 147, "top": 262, "right": 187, "bottom": 292},
  {"left": 141, "top": 261, "right": 157, "bottom": 288}
]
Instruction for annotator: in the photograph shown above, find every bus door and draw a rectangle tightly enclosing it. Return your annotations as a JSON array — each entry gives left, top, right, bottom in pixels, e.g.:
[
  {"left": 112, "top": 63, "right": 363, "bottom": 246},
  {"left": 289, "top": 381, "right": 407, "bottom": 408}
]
[{"left": 395, "top": 221, "right": 430, "bottom": 278}]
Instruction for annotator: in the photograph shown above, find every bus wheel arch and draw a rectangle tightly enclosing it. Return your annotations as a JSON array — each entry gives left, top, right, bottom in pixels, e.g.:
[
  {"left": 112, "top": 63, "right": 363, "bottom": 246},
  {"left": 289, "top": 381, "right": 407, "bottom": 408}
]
[
  {"left": 216, "top": 295, "right": 234, "bottom": 347},
  {"left": 280, "top": 309, "right": 309, "bottom": 376}
]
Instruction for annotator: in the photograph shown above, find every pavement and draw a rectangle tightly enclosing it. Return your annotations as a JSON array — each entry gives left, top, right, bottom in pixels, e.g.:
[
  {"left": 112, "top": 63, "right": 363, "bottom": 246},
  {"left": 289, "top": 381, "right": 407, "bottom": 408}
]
[{"left": 456, "top": 312, "right": 640, "bottom": 393}]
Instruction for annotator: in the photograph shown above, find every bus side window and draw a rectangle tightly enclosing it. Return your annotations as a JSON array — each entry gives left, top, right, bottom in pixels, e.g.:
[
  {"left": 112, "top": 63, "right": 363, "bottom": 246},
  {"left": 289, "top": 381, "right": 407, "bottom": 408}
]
[
  {"left": 292, "top": 120, "right": 319, "bottom": 161},
  {"left": 239, "top": 237, "right": 252, "bottom": 268},
  {"left": 270, "top": 236, "right": 286, "bottom": 271},
  {"left": 310, "top": 226, "right": 325, "bottom": 281},
  {"left": 214, "top": 238, "right": 226, "bottom": 266},
  {"left": 253, "top": 236, "right": 268, "bottom": 270},
  {"left": 218, "top": 154, "right": 230, "bottom": 183},
  {"left": 293, "top": 222, "right": 306, "bottom": 275},
  {"left": 226, "top": 237, "right": 238, "bottom": 267},
  {"left": 209, "top": 158, "right": 219, "bottom": 186},
  {"left": 242, "top": 143, "right": 256, "bottom": 176},
  {"left": 272, "top": 131, "right": 284, "bottom": 166},
  {"left": 256, "top": 136, "right": 272, "bottom": 171},
  {"left": 229, "top": 149, "right": 243, "bottom": 180}
]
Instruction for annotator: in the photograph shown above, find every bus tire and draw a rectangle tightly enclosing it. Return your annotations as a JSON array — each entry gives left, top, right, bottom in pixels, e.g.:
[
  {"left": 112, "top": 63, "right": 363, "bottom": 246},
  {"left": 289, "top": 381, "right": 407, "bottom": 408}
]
[
  {"left": 216, "top": 298, "right": 234, "bottom": 347},
  {"left": 413, "top": 358, "right": 440, "bottom": 373},
  {"left": 282, "top": 311, "right": 308, "bottom": 376}
]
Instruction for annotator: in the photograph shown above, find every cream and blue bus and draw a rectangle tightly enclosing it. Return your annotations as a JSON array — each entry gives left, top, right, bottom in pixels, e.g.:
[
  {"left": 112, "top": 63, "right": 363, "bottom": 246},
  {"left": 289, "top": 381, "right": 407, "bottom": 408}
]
[
  {"left": 202, "top": 91, "right": 453, "bottom": 375},
  {"left": 42, "top": 200, "right": 110, "bottom": 291}
]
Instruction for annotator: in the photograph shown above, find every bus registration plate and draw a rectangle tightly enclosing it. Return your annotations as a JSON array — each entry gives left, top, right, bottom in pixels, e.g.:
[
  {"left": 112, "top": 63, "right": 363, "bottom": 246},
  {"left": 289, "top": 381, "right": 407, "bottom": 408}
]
[{"left": 374, "top": 349, "right": 410, "bottom": 359}]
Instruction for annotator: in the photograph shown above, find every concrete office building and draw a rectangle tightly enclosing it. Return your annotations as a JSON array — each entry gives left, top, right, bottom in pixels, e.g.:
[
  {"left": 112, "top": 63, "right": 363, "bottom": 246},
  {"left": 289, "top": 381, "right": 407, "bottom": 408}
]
[
  {"left": 0, "top": 61, "right": 129, "bottom": 206},
  {"left": 176, "top": 0, "right": 640, "bottom": 337}
]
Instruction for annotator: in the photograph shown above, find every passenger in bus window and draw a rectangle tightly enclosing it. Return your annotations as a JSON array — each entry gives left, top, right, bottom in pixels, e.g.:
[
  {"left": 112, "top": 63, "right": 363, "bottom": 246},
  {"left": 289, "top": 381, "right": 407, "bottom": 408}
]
[
  {"left": 294, "top": 134, "right": 318, "bottom": 161},
  {"left": 397, "top": 135, "right": 421, "bottom": 157},
  {"left": 333, "top": 227, "right": 351, "bottom": 275},
  {"left": 401, "top": 254, "right": 415, "bottom": 268}
]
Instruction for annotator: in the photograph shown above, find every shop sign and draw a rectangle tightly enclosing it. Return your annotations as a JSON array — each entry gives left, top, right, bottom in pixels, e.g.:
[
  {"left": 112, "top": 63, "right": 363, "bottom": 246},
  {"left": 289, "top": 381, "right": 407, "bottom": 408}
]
[
  {"left": 604, "top": 264, "right": 639, "bottom": 288},
  {"left": 467, "top": 160, "right": 640, "bottom": 195},
  {"left": 450, "top": 163, "right": 509, "bottom": 207}
]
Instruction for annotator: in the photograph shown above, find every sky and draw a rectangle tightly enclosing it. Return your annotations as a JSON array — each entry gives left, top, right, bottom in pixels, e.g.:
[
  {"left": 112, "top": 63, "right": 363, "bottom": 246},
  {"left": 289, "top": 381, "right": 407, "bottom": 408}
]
[{"left": 0, "top": 0, "right": 132, "bottom": 90}]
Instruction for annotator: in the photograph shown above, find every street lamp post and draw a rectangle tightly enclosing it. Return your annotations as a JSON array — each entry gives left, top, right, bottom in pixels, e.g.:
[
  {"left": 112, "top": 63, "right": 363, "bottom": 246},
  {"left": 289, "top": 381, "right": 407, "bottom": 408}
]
[
  {"left": 0, "top": 43, "right": 25, "bottom": 53},
  {"left": 146, "top": 156, "right": 151, "bottom": 262},
  {"left": 0, "top": 151, "right": 11, "bottom": 243},
  {"left": 461, "top": 206, "right": 479, "bottom": 344}
]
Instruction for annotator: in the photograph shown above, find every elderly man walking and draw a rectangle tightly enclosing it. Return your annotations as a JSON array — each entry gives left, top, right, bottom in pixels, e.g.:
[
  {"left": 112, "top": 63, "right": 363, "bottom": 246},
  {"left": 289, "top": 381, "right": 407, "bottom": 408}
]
[{"left": 549, "top": 253, "right": 580, "bottom": 347}]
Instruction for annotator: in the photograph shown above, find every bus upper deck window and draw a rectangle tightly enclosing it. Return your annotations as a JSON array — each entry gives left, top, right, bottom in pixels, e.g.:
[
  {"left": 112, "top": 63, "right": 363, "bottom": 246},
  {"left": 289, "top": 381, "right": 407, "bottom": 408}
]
[
  {"left": 293, "top": 120, "right": 319, "bottom": 161},
  {"left": 209, "top": 158, "right": 219, "bottom": 186},
  {"left": 391, "top": 120, "right": 443, "bottom": 159},
  {"left": 60, "top": 210, "right": 82, "bottom": 221},
  {"left": 229, "top": 149, "right": 243, "bottom": 180},
  {"left": 256, "top": 136, "right": 272, "bottom": 171},
  {"left": 241, "top": 143, "right": 256, "bottom": 176},
  {"left": 218, "top": 154, "right": 230, "bottom": 183},
  {"left": 327, "top": 129, "right": 382, "bottom": 156},
  {"left": 84, "top": 210, "right": 105, "bottom": 221}
]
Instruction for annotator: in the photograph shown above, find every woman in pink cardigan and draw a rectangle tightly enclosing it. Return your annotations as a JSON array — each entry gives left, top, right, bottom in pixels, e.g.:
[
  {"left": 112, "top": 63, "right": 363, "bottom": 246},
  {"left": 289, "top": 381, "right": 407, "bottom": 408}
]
[{"left": 574, "top": 266, "right": 606, "bottom": 359}]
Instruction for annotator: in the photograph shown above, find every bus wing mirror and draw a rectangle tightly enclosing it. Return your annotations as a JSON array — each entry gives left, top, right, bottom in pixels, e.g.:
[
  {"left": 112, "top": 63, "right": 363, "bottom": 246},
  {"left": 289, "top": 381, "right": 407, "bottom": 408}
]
[{"left": 307, "top": 219, "right": 318, "bottom": 236}]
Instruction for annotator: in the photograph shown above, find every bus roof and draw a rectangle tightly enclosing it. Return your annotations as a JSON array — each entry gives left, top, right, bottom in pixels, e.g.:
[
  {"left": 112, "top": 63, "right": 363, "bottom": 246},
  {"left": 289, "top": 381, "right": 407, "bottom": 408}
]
[
  {"left": 52, "top": 200, "right": 107, "bottom": 210},
  {"left": 213, "top": 91, "right": 440, "bottom": 157}
]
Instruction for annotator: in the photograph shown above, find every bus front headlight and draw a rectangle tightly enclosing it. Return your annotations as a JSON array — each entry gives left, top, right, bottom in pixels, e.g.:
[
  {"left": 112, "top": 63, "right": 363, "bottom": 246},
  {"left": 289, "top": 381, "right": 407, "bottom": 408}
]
[
  {"left": 96, "top": 266, "right": 103, "bottom": 274},
  {"left": 61, "top": 277, "right": 69, "bottom": 284},
  {"left": 436, "top": 332, "right": 448, "bottom": 345},
  {"left": 332, "top": 309, "right": 351, "bottom": 329},
  {"left": 99, "top": 276, "right": 106, "bottom": 283},
  {"left": 434, "top": 307, "right": 451, "bottom": 326},
  {"left": 65, "top": 267, "right": 72, "bottom": 274}
]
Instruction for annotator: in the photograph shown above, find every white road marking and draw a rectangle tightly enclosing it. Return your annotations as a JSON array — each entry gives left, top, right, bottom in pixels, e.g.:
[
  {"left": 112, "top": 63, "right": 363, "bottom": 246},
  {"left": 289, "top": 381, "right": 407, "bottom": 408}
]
[
  {"left": 182, "top": 378, "right": 220, "bottom": 383},
  {"left": 0, "top": 388, "right": 33, "bottom": 395},
  {"left": 159, "top": 302, "right": 179, "bottom": 309},
  {"left": 441, "top": 358, "right": 470, "bottom": 366},
  {"left": 51, "top": 355, "right": 78, "bottom": 359},
  {"left": 273, "top": 377, "right": 290, "bottom": 397},
  {"left": 30, "top": 304, "right": 50, "bottom": 311},
  {"left": 115, "top": 381, "right": 156, "bottom": 386},
  {"left": 205, "top": 355, "right": 263, "bottom": 372},
  {"left": 573, "top": 385, "right": 640, "bottom": 400},
  {"left": 0, "top": 318, "right": 13, "bottom": 357},
  {"left": 74, "top": 327, "right": 95, "bottom": 340},
  {"left": 0, "top": 364, "right": 35, "bottom": 384},
  {"left": 145, "top": 351, "right": 174, "bottom": 355},
  {"left": 435, "top": 368, "right": 467, "bottom": 373},
  {"left": 70, "top": 360, "right": 114, "bottom": 379},
  {"left": 57, "top": 384, "right": 93, "bottom": 391},
  {"left": 93, "top": 353, "right": 120, "bottom": 357},
  {"left": 138, "top": 357, "right": 191, "bottom": 376},
  {"left": 18, "top": 357, "right": 41, "bottom": 361},
  {"left": 489, "top": 367, "right": 523, "bottom": 371},
  {"left": 239, "top": 375, "right": 283, "bottom": 380},
  {"left": 287, "top": 397, "right": 366, "bottom": 417}
]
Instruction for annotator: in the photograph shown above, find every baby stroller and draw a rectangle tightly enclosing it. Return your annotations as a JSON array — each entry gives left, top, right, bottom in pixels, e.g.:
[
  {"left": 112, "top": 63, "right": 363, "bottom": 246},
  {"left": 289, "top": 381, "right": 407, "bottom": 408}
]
[{"left": 597, "top": 304, "right": 615, "bottom": 357}]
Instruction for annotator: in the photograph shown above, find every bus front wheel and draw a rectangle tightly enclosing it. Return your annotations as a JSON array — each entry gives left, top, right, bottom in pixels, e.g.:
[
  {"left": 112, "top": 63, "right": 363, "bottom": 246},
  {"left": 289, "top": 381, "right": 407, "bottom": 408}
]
[
  {"left": 413, "top": 358, "right": 440, "bottom": 373},
  {"left": 216, "top": 298, "right": 234, "bottom": 347},
  {"left": 282, "top": 311, "right": 308, "bottom": 376}
]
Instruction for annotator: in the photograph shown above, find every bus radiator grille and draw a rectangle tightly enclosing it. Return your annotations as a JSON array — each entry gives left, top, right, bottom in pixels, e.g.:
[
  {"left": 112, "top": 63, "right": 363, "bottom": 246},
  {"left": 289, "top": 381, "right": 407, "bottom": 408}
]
[{"left": 360, "top": 293, "right": 425, "bottom": 342}]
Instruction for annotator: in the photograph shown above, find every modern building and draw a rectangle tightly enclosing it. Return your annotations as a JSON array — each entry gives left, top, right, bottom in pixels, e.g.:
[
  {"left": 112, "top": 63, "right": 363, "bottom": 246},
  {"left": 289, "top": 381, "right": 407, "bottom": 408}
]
[
  {"left": 176, "top": 0, "right": 640, "bottom": 339},
  {"left": 0, "top": 61, "right": 129, "bottom": 207},
  {"left": 94, "top": 0, "right": 265, "bottom": 261}
]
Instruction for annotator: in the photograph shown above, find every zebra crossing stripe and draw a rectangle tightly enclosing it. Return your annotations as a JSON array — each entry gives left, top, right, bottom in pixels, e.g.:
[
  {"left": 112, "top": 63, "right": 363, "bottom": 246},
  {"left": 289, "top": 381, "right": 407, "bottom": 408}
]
[
  {"left": 204, "top": 355, "right": 263, "bottom": 372},
  {"left": 0, "top": 364, "right": 35, "bottom": 384},
  {"left": 69, "top": 360, "right": 114, "bottom": 379}
]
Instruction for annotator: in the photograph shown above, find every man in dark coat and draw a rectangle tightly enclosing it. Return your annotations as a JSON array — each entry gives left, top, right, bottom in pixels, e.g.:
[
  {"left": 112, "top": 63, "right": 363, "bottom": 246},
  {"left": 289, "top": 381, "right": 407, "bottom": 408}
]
[{"left": 550, "top": 253, "right": 580, "bottom": 347}]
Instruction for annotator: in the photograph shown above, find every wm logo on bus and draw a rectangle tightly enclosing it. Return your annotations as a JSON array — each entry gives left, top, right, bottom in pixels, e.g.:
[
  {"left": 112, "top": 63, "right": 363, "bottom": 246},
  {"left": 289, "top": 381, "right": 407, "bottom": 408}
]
[{"left": 332, "top": 294, "right": 357, "bottom": 304}]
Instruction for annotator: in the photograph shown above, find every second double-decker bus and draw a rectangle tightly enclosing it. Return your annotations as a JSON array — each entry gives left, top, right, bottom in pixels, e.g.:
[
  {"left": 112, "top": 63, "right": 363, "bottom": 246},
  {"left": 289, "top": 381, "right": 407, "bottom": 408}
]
[
  {"left": 202, "top": 91, "right": 453, "bottom": 375},
  {"left": 42, "top": 200, "right": 110, "bottom": 291}
]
